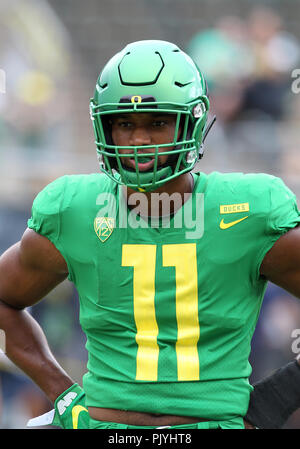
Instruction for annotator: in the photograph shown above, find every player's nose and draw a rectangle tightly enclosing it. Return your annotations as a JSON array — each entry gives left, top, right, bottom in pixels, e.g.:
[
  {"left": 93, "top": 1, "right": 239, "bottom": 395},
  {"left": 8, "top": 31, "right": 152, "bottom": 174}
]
[{"left": 129, "top": 126, "right": 151, "bottom": 146}]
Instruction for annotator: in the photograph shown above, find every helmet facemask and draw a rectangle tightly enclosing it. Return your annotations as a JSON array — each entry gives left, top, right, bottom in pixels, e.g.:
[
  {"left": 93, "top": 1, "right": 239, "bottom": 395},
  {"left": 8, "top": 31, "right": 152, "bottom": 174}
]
[{"left": 90, "top": 40, "right": 211, "bottom": 192}]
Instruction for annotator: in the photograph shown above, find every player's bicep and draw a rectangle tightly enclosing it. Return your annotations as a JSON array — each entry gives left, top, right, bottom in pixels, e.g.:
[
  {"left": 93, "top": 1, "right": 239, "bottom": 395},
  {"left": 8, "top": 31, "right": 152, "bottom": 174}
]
[
  {"left": 260, "top": 226, "right": 300, "bottom": 298},
  {"left": 0, "top": 228, "right": 68, "bottom": 309}
]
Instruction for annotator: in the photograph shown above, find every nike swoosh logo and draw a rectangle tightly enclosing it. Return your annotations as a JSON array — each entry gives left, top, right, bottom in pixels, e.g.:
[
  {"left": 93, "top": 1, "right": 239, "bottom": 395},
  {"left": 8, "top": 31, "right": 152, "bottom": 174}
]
[
  {"left": 72, "top": 405, "right": 89, "bottom": 429},
  {"left": 220, "top": 216, "right": 249, "bottom": 229},
  {"left": 174, "top": 81, "right": 192, "bottom": 87}
]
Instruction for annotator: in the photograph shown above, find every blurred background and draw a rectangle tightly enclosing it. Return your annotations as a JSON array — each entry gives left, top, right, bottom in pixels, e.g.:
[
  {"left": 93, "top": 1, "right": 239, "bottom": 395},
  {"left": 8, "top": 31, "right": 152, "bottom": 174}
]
[{"left": 0, "top": 0, "right": 300, "bottom": 429}]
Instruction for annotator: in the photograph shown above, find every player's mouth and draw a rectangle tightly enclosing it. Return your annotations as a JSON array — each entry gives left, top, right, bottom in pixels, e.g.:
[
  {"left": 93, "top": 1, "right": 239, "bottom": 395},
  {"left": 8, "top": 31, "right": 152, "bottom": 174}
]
[{"left": 126, "top": 154, "right": 155, "bottom": 172}]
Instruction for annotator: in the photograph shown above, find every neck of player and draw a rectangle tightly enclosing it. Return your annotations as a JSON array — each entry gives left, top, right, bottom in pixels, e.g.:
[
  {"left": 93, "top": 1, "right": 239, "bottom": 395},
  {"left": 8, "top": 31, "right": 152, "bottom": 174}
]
[{"left": 123, "top": 172, "right": 195, "bottom": 218}]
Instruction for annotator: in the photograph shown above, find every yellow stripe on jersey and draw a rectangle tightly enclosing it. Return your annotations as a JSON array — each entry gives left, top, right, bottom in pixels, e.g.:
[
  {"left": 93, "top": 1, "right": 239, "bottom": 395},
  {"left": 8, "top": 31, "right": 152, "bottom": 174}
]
[
  {"left": 163, "top": 243, "right": 200, "bottom": 381},
  {"left": 122, "top": 244, "right": 159, "bottom": 381}
]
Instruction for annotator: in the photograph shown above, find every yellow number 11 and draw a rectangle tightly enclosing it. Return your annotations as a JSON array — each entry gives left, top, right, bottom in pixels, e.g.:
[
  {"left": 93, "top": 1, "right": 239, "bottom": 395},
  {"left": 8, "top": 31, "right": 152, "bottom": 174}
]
[{"left": 122, "top": 243, "right": 200, "bottom": 382}]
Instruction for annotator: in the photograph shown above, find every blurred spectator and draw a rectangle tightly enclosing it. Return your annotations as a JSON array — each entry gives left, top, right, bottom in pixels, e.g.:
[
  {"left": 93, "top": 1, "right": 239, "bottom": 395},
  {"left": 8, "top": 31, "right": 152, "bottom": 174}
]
[
  {"left": 187, "top": 15, "right": 254, "bottom": 90},
  {"left": 243, "top": 6, "right": 300, "bottom": 120},
  {"left": 187, "top": 7, "right": 300, "bottom": 121},
  {"left": 0, "top": 0, "right": 73, "bottom": 207},
  {"left": 187, "top": 7, "right": 300, "bottom": 176},
  {"left": 247, "top": 7, "right": 300, "bottom": 79}
]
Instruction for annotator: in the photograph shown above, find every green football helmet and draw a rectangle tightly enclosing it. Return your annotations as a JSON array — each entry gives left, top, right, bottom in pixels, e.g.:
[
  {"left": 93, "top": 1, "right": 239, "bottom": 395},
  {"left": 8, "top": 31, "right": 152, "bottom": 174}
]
[{"left": 90, "top": 40, "right": 211, "bottom": 192}]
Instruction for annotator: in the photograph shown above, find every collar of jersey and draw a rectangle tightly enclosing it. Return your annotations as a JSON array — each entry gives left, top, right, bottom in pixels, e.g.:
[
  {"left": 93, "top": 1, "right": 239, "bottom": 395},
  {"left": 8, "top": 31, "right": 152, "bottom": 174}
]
[{"left": 118, "top": 172, "right": 206, "bottom": 228}]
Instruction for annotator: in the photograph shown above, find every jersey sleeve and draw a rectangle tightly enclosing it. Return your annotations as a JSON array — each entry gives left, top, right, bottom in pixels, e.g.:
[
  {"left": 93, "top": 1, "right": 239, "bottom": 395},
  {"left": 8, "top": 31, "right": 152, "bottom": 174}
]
[
  {"left": 27, "top": 176, "right": 73, "bottom": 278},
  {"left": 255, "top": 176, "right": 300, "bottom": 277},
  {"left": 266, "top": 177, "right": 300, "bottom": 234},
  {"left": 27, "top": 176, "right": 66, "bottom": 240}
]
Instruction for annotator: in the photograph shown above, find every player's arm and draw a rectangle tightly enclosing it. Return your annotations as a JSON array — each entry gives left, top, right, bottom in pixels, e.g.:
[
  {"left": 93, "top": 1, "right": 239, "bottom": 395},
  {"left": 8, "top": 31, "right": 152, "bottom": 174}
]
[
  {"left": 245, "top": 226, "right": 300, "bottom": 429},
  {"left": 0, "top": 228, "right": 74, "bottom": 402},
  {"left": 260, "top": 225, "right": 300, "bottom": 297}
]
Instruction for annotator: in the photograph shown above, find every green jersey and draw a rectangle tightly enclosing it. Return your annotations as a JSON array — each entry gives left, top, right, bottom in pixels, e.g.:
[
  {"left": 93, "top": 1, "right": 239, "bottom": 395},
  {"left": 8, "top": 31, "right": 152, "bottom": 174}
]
[{"left": 28, "top": 171, "right": 300, "bottom": 420}]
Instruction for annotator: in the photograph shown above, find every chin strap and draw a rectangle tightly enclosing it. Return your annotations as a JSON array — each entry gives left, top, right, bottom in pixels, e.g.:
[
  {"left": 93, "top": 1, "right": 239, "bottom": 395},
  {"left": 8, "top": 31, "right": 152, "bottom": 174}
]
[{"left": 199, "top": 115, "right": 216, "bottom": 159}]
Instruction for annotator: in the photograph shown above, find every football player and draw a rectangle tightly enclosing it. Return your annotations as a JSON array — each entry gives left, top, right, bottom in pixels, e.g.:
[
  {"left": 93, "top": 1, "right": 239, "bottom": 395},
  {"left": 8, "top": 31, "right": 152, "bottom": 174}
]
[{"left": 0, "top": 40, "right": 300, "bottom": 430}]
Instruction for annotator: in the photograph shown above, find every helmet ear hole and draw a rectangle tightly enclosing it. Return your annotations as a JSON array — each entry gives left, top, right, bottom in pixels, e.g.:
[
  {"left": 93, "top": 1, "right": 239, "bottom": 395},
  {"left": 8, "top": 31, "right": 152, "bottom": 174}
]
[{"left": 101, "top": 116, "right": 114, "bottom": 145}]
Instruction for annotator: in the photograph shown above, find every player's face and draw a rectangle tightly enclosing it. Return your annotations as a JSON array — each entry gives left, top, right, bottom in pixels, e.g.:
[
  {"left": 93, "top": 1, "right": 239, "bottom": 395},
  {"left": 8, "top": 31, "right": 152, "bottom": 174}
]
[{"left": 110, "top": 113, "right": 180, "bottom": 172}]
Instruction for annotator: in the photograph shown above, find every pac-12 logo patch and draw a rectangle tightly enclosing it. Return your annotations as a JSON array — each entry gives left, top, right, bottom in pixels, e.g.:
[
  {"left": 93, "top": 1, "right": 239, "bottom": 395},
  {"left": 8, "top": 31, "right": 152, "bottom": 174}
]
[{"left": 94, "top": 217, "right": 114, "bottom": 242}]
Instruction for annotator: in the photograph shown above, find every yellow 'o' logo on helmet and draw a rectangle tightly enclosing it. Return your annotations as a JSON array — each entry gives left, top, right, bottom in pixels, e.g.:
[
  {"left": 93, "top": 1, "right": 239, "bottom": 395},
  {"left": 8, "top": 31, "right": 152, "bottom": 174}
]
[{"left": 131, "top": 95, "right": 142, "bottom": 103}]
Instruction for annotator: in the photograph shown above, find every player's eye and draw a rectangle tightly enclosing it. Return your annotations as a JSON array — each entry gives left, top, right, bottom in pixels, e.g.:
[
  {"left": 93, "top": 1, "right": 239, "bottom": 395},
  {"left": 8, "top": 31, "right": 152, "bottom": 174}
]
[
  {"left": 152, "top": 120, "right": 167, "bottom": 128},
  {"left": 118, "top": 121, "right": 132, "bottom": 128}
]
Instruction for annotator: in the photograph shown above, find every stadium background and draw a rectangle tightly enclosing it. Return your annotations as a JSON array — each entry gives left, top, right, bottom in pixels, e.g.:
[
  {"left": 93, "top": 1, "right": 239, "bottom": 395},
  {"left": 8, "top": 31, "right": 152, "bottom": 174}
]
[{"left": 1, "top": 0, "right": 300, "bottom": 428}]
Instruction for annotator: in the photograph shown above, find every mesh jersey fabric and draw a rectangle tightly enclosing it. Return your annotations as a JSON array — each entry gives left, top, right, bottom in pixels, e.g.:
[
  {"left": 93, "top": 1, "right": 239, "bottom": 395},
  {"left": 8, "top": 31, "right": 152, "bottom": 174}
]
[{"left": 28, "top": 171, "right": 300, "bottom": 419}]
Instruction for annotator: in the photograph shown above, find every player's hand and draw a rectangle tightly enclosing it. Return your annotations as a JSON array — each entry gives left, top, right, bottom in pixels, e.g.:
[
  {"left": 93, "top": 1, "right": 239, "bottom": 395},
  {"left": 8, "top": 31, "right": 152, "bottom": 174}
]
[{"left": 27, "top": 383, "right": 90, "bottom": 429}]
